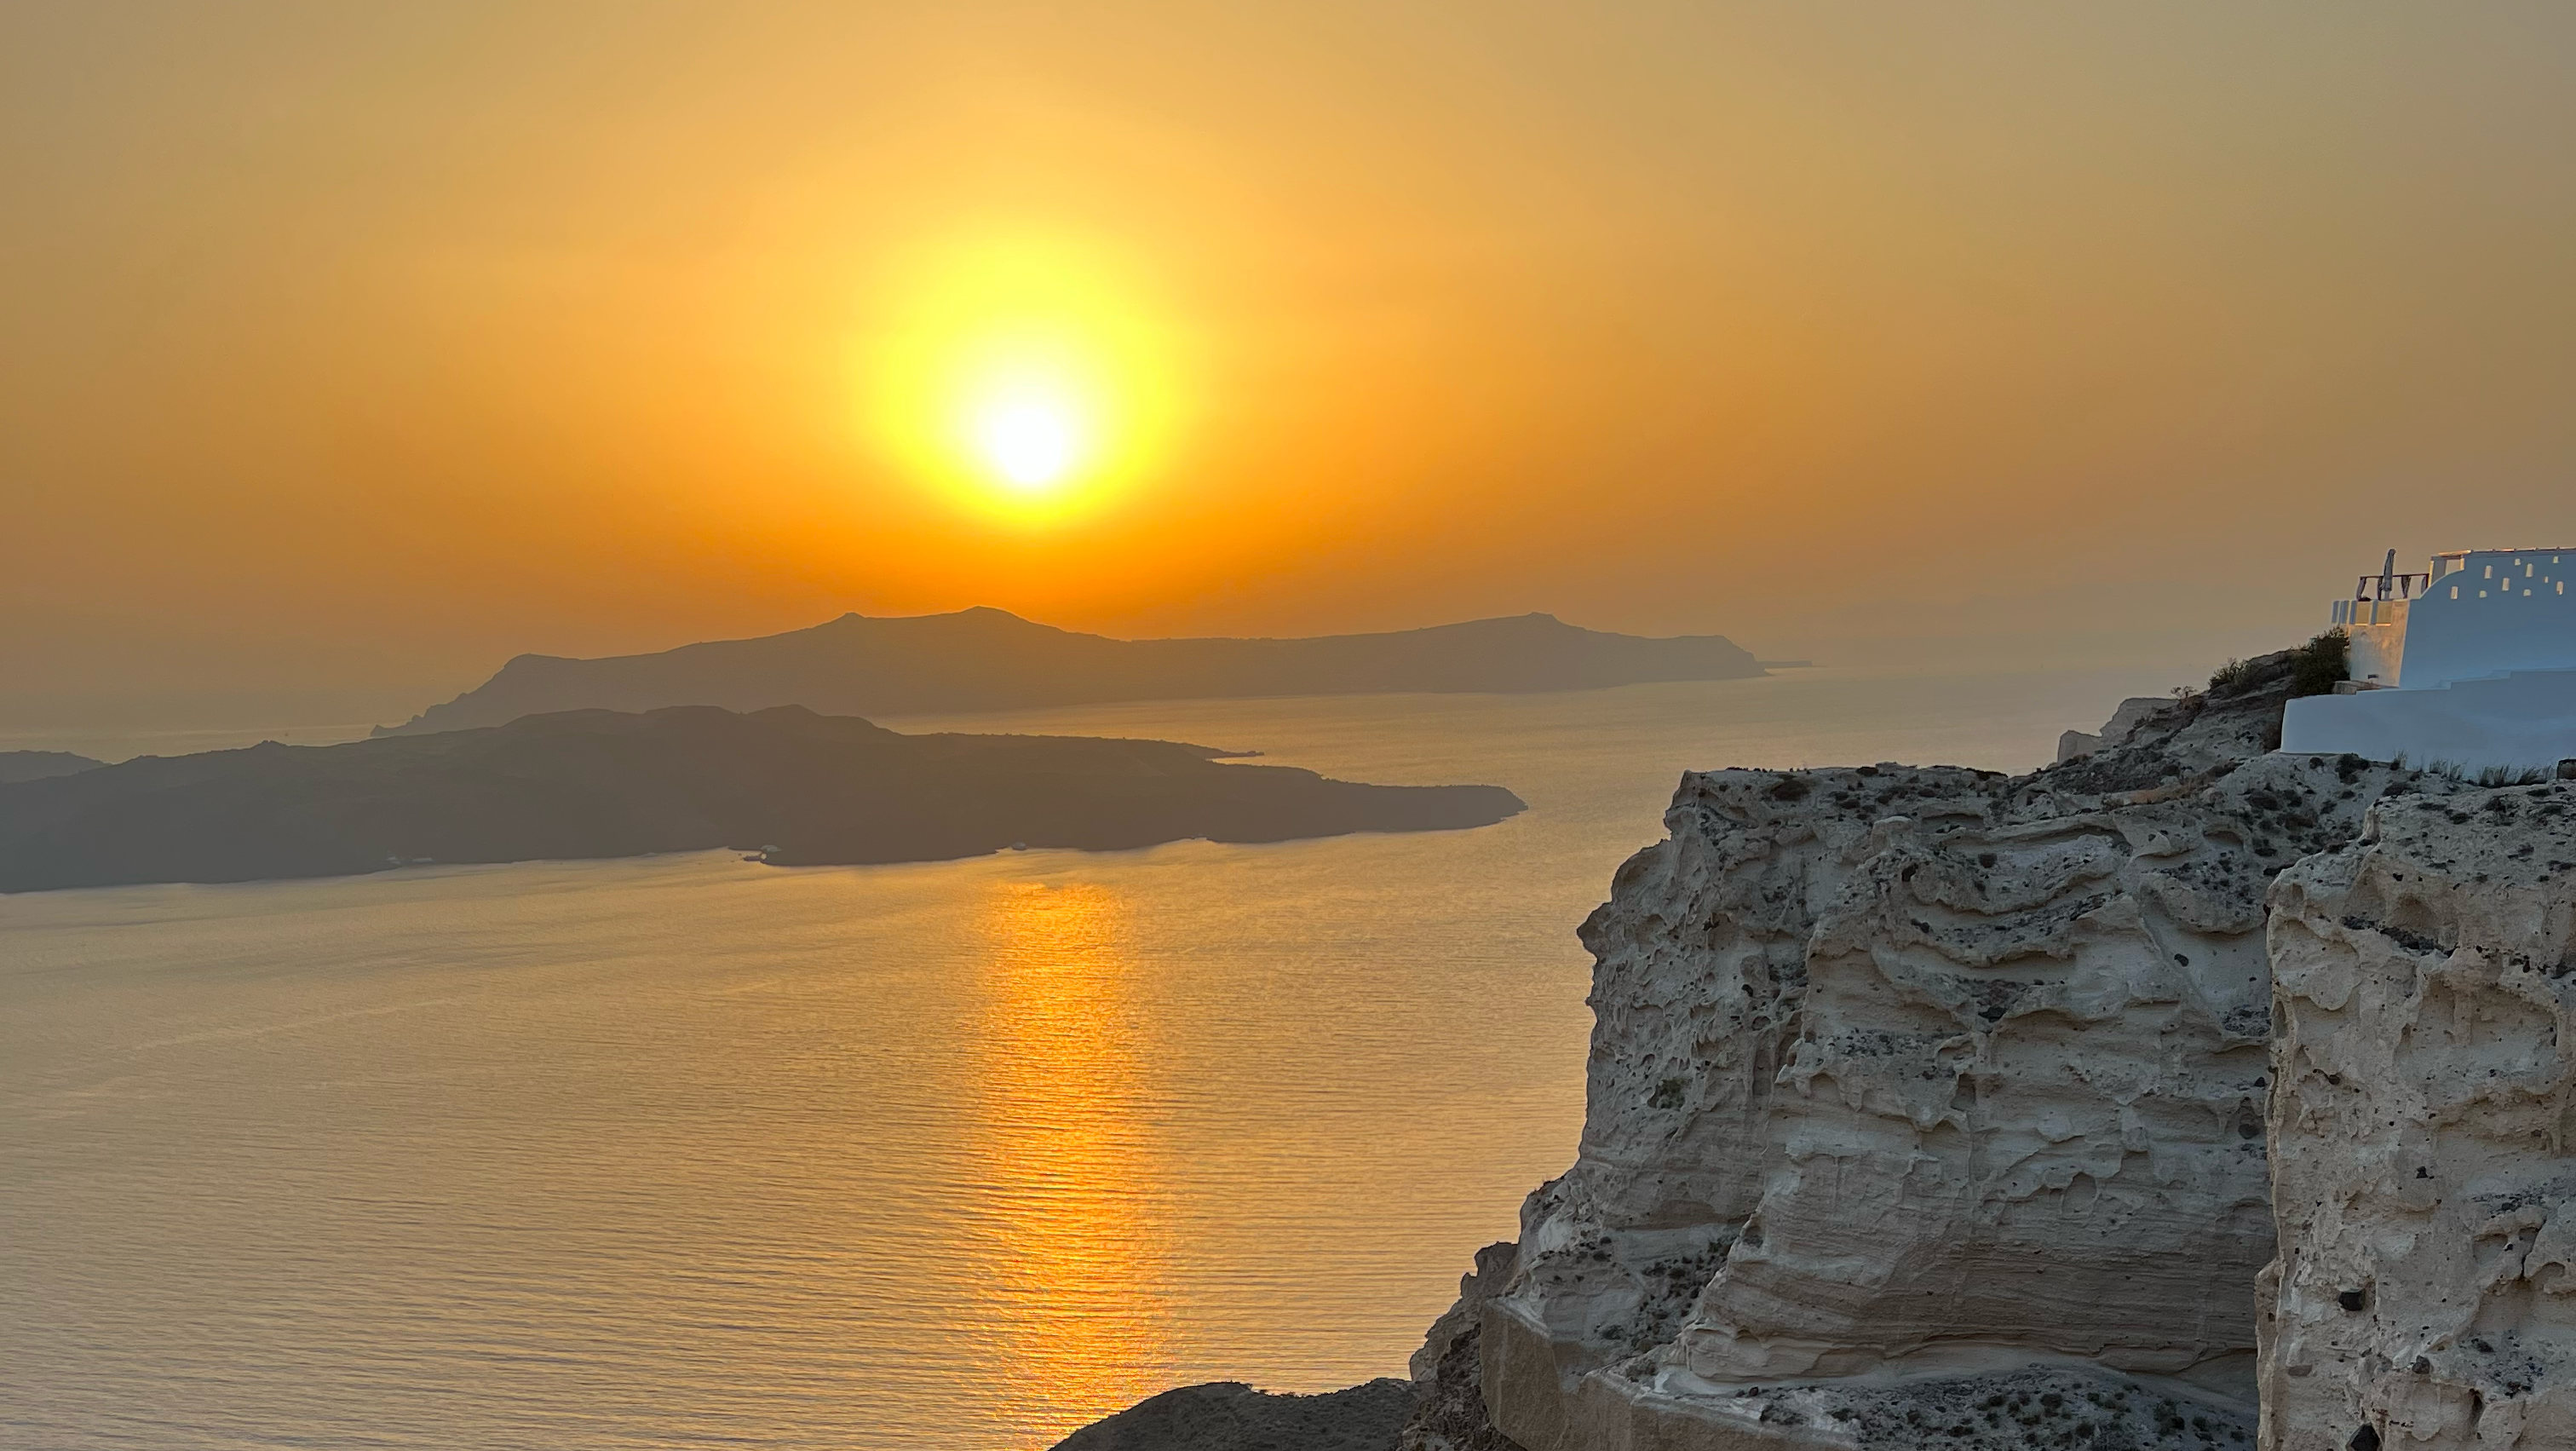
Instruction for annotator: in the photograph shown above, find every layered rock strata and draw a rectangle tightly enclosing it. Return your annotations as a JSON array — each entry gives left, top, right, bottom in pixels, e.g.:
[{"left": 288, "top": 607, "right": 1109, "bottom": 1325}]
[
  {"left": 2260, "top": 781, "right": 2576, "bottom": 1448},
  {"left": 1481, "top": 663, "right": 2459, "bottom": 1449}
]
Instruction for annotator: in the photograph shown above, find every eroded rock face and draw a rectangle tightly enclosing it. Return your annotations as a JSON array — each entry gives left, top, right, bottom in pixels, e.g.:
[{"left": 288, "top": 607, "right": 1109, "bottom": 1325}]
[
  {"left": 1484, "top": 671, "right": 2455, "bottom": 1450},
  {"left": 2260, "top": 782, "right": 2576, "bottom": 1450}
]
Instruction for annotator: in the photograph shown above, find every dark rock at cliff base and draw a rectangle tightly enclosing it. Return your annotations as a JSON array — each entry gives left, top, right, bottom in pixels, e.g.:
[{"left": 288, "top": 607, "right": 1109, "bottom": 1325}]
[
  {"left": 1049, "top": 1379, "right": 1421, "bottom": 1451},
  {"left": 0, "top": 749, "right": 101, "bottom": 785},
  {"left": 1400, "top": 1241, "right": 1526, "bottom": 1451},
  {"left": 377, "top": 607, "right": 1764, "bottom": 736},
  {"left": 0, "top": 705, "right": 1523, "bottom": 893}
]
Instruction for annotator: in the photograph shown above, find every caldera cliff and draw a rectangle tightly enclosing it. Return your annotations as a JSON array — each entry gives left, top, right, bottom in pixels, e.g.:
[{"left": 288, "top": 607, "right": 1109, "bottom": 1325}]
[
  {"left": 1469, "top": 652, "right": 2371, "bottom": 1450},
  {"left": 1060, "top": 644, "right": 2576, "bottom": 1451}
]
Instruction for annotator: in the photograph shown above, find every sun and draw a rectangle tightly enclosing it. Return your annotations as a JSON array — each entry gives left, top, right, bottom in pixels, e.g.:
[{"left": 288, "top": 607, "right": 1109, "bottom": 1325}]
[
  {"left": 940, "top": 327, "right": 1105, "bottom": 497},
  {"left": 972, "top": 392, "right": 1082, "bottom": 491},
  {"left": 860, "top": 236, "right": 1183, "bottom": 523}
]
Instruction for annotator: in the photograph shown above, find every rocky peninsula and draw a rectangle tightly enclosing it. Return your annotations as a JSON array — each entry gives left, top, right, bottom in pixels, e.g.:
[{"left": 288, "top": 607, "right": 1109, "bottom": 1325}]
[
  {"left": 1062, "top": 642, "right": 2576, "bottom": 1450},
  {"left": 0, "top": 705, "right": 1522, "bottom": 893}
]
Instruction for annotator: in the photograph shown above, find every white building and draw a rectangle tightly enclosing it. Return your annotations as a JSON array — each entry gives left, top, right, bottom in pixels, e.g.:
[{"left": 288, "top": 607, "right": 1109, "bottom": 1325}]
[{"left": 2281, "top": 547, "right": 2576, "bottom": 772}]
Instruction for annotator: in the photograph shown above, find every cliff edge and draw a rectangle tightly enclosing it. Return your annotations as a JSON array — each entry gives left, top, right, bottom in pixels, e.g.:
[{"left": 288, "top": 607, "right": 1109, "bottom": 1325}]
[
  {"left": 1475, "top": 654, "right": 2420, "bottom": 1450},
  {"left": 1058, "top": 643, "right": 2576, "bottom": 1450}
]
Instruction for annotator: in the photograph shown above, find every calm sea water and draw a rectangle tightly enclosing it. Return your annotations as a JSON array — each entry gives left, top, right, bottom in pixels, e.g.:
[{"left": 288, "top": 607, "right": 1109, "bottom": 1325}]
[{"left": 1, "top": 667, "right": 2168, "bottom": 1450}]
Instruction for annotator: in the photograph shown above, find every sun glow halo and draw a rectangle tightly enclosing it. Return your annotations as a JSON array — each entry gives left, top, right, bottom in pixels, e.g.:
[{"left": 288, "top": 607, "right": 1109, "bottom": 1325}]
[{"left": 863, "top": 238, "right": 1182, "bottom": 522}]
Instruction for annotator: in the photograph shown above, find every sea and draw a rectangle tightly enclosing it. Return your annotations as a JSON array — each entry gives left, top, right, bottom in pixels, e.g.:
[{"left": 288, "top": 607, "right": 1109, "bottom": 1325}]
[{"left": 0, "top": 665, "right": 2181, "bottom": 1450}]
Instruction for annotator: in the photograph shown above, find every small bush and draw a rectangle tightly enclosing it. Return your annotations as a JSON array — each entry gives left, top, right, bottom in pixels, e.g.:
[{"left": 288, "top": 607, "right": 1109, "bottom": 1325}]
[
  {"left": 2288, "top": 628, "right": 2349, "bottom": 699},
  {"left": 2208, "top": 658, "right": 2253, "bottom": 694},
  {"left": 2475, "top": 765, "right": 2552, "bottom": 788}
]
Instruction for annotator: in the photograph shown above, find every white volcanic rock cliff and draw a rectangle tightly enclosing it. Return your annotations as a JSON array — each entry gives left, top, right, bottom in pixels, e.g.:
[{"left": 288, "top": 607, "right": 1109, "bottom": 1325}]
[
  {"left": 1064, "top": 645, "right": 2576, "bottom": 1451},
  {"left": 2260, "top": 780, "right": 2576, "bottom": 1449},
  {"left": 1473, "top": 659, "right": 2467, "bottom": 1450}
]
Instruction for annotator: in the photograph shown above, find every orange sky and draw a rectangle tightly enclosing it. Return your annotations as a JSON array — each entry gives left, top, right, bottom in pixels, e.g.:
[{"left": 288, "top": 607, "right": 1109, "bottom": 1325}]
[{"left": 6, "top": 3, "right": 2575, "bottom": 728}]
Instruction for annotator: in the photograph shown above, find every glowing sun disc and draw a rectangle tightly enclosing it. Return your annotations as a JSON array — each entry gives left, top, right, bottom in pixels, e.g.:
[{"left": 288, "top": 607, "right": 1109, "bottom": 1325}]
[
  {"left": 972, "top": 394, "right": 1082, "bottom": 490},
  {"left": 860, "top": 233, "right": 1190, "bottom": 522}
]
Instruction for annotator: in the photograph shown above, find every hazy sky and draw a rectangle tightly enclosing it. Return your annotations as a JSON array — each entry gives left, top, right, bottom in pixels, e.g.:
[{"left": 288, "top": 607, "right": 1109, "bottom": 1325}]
[{"left": 7, "top": 3, "right": 2574, "bottom": 728}]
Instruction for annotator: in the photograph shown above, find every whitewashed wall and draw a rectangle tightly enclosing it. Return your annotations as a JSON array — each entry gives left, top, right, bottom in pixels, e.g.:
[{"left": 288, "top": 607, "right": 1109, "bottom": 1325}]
[
  {"left": 2399, "top": 549, "right": 2576, "bottom": 688},
  {"left": 2282, "top": 668, "right": 2576, "bottom": 772}
]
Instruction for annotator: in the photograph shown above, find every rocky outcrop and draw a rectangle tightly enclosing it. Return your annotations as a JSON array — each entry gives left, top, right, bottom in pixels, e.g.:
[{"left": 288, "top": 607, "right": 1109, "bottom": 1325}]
[
  {"left": 1404, "top": 1242, "right": 1528, "bottom": 1451},
  {"left": 2260, "top": 780, "right": 2576, "bottom": 1449},
  {"left": 1481, "top": 657, "right": 2463, "bottom": 1449},
  {"left": 2056, "top": 695, "right": 2171, "bottom": 763},
  {"left": 1049, "top": 1379, "right": 1422, "bottom": 1451},
  {"left": 1049, "top": 644, "right": 2576, "bottom": 1451},
  {"left": 1061, "top": 1241, "right": 1527, "bottom": 1451}
]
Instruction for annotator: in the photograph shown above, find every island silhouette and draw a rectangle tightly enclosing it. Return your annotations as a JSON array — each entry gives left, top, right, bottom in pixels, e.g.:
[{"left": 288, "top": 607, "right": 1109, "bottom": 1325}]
[
  {"left": 375, "top": 607, "right": 1763, "bottom": 736},
  {"left": 0, "top": 705, "right": 1523, "bottom": 893},
  {"left": 0, "top": 750, "right": 101, "bottom": 785}
]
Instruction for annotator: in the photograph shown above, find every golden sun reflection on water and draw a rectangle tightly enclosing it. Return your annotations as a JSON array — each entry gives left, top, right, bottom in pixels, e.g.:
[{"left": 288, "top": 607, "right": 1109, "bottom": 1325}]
[
  {"left": 0, "top": 675, "right": 2129, "bottom": 1450},
  {"left": 965, "top": 879, "right": 1177, "bottom": 1442}
]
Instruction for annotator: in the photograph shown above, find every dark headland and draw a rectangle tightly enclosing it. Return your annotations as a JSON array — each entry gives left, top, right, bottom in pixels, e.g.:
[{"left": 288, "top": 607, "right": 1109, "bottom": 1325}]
[
  {"left": 0, "top": 705, "right": 1522, "bottom": 894},
  {"left": 376, "top": 608, "right": 1764, "bottom": 736}
]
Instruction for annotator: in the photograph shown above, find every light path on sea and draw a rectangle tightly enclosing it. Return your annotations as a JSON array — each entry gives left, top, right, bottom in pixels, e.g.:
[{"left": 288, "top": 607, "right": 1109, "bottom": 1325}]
[{"left": 0, "top": 666, "right": 2174, "bottom": 1450}]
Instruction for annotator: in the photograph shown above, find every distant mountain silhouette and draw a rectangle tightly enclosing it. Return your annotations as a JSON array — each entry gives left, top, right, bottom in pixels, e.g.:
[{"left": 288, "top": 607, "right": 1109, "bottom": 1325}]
[
  {"left": 0, "top": 750, "right": 101, "bottom": 785},
  {"left": 0, "top": 705, "right": 1523, "bottom": 893},
  {"left": 377, "top": 608, "right": 1762, "bottom": 736}
]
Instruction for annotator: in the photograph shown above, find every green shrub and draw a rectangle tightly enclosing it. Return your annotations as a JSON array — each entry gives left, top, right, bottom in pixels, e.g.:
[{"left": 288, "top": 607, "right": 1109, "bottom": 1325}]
[
  {"left": 2208, "top": 658, "right": 2252, "bottom": 694},
  {"left": 2288, "top": 629, "right": 2349, "bottom": 699}
]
